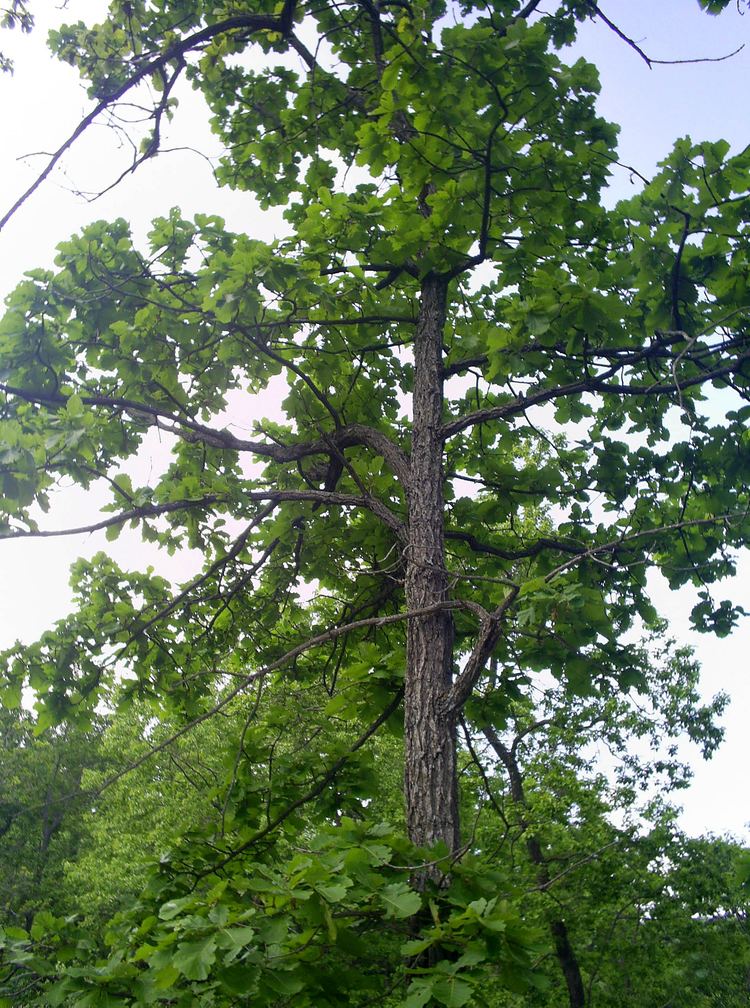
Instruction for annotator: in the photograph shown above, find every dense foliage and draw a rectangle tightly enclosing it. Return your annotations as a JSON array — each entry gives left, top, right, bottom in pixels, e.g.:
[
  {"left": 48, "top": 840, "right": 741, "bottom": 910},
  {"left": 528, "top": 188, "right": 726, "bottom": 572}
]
[
  {"left": 1, "top": 638, "right": 748, "bottom": 1006},
  {"left": 1, "top": 0, "right": 750, "bottom": 1004}
]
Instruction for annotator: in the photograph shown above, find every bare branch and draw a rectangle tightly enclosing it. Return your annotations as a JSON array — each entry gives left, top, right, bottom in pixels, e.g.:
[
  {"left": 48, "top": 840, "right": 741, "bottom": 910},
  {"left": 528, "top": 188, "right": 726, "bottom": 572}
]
[
  {"left": 589, "top": 2, "right": 744, "bottom": 68},
  {"left": 0, "top": 497, "right": 222, "bottom": 540},
  {"left": 0, "top": 12, "right": 293, "bottom": 231},
  {"left": 530, "top": 840, "right": 619, "bottom": 892}
]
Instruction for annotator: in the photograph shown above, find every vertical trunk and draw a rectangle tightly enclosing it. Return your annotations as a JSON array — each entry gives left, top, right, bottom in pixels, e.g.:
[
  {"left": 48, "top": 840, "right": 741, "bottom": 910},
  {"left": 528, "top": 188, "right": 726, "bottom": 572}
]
[
  {"left": 484, "top": 726, "right": 586, "bottom": 1008},
  {"left": 404, "top": 273, "right": 459, "bottom": 870},
  {"left": 549, "top": 918, "right": 587, "bottom": 1008}
]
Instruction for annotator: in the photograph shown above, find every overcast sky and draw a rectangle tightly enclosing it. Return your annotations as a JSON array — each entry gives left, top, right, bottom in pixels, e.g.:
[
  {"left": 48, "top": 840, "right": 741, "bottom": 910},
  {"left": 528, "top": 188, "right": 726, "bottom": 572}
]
[{"left": 0, "top": 0, "right": 749, "bottom": 839}]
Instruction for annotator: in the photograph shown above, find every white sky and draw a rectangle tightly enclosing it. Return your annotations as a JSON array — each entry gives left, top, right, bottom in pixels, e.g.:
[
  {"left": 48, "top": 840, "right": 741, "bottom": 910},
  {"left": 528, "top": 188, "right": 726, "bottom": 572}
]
[{"left": 0, "top": 0, "right": 749, "bottom": 839}]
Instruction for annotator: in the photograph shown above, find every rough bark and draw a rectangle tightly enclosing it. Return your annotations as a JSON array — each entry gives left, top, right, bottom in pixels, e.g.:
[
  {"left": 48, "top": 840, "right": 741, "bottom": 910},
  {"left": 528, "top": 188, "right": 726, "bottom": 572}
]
[{"left": 403, "top": 273, "right": 459, "bottom": 872}]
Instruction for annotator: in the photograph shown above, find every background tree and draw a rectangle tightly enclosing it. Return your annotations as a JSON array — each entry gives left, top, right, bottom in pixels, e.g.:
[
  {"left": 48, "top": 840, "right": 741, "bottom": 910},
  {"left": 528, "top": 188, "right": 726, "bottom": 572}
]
[
  {"left": 1, "top": 0, "right": 750, "bottom": 1004},
  {"left": 1, "top": 630, "right": 747, "bottom": 1006},
  {"left": 0, "top": 706, "right": 102, "bottom": 930},
  {"left": 463, "top": 630, "right": 746, "bottom": 1007}
]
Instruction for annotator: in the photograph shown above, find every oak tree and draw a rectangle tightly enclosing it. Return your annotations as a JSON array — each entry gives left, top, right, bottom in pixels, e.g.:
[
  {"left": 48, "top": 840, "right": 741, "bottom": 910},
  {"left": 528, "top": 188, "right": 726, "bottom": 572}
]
[{"left": 1, "top": 0, "right": 750, "bottom": 1003}]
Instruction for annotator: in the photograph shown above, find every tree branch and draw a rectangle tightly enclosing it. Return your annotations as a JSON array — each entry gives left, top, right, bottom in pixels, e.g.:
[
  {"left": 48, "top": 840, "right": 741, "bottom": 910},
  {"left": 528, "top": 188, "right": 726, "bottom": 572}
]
[
  {"left": 443, "top": 328, "right": 696, "bottom": 379},
  {"left": 0, "top": 496, "right": 222, "bottom": 540},
  {"left": 243, "top": 488, "right": 406, "bottom": 538},
  {"left": 0, "top": 12, "right": 295, "bottom": 231},
  {"left": 545, "top": 510, "right": 750, "bottom": 582},
  {"left": 587, "top": 2, "right": 744, "bottom": 68},
  {"left": 442, "top": 346, "right": 750, "bottom": 439},
  {"left": 201, "top": 687, "right": 405, "bottom": 875},
  {"left": 514, "top": 0, "right": 544, "bottom": 24},
  {"left": 448, "top": 586, "right": 520, "bottom": 714},
  {"left": 446, "top": 528, "right": 586, "bottom": 562},
  {"left": 442, "top": 372, "right": 614, "bottom": 439},
  {"left": 15, "top": 600, "right": 475, "bottom": 821},
  {"left": 0, "top": 382, "right": 411, "bottom": 484}
]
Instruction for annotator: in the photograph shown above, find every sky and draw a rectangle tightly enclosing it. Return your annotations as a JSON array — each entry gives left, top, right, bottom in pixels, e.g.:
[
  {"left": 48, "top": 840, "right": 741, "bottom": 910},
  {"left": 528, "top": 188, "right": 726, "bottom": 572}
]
[{"left": 0, "top": 0, "right": 749, "bottom": 839}]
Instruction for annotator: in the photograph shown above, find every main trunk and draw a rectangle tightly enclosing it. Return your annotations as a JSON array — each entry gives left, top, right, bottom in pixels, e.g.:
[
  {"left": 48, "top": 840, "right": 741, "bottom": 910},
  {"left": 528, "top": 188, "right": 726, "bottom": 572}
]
[{"left": 404, "top": 274, "right": 459, "bottom": 866}]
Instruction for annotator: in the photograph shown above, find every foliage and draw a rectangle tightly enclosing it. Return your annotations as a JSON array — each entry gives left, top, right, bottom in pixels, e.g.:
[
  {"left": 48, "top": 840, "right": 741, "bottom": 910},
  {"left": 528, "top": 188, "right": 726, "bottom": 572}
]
[
  {"left": 60, "top": 703, "right": 233, "bottom": 921},
  {"left": 0, "top": 706, "right": 100, "bottom": 928},
  {"left": 464, "top": 634, "right": 750, "bottom": 1007},
  {"left": 0, "top": 1, "right": 32, "bottom": 73},
  {"left": 1, "top": 636, "right": 748, "bottom": 1006},
  {"left": 2, "top": 0, "right": 750, "bottom": 1004}
]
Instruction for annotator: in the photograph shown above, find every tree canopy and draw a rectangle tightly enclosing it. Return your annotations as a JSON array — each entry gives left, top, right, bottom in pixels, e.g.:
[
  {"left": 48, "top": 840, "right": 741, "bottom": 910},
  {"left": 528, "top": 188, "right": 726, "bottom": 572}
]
[{"left": 1, "top": 0, "right": 750, "bottom": 1005}]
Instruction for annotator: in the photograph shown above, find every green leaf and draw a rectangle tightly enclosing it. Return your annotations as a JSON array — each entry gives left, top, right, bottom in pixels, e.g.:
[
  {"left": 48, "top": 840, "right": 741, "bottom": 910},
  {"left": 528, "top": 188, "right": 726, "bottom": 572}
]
[
  {"left": 66, "top": 393, "right": 84, "bottom": 417},
  {"left": 173, "top": 937, "right": 217, "bottom": 981},
  {"left": 153, "top": 964, "right": 180, "bottom": 990},
  {"left": 220, "top": 925, "right": 256, "bottom": 951},
  {"left": 432, "top": 977, "right": 474, "bottom": 1007},
  {"left": 158, "top": 897, "right": 193, "bottom": 920},
  {"left": 404, "top": 983, "right": 434, "bottom": 1008},
  {"left": 380, "top": 882, "right": 421, "bottom": 919},
  {"left": 518, "top": 576, "right": 548, "bottom": 597},
  {"left": 316, "top": 881, "right": 351, "bottom": 903}
]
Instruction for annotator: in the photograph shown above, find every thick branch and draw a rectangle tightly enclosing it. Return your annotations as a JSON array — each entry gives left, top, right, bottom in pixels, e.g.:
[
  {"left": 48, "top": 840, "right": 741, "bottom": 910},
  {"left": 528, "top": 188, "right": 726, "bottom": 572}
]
[
  {"left": 443, "top": 373, "right": 609, "bottom": 439},
  {"left": 242, "top": 488, "right": 406, "bottom": 539},
  {"left": 0, "top": 382, "right": 411, "bottom": 484},
  {"left": 448, "top": 586, "right": 519, "bottom": 714},
  {"left": 514, "top": 0, "right": 544, "bottom": 24},
  {"left": 446, "top": 528, "right": 586, "bottom": 562}
]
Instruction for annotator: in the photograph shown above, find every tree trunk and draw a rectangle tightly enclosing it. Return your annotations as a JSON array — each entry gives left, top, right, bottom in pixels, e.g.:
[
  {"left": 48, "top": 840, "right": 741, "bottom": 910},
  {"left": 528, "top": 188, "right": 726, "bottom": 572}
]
[
  {"left": 404, "top": 273, "right": 459, "bottom": 874},
  {"left": 484, "top": 726, "right": 586, "bottom": 1008}
]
